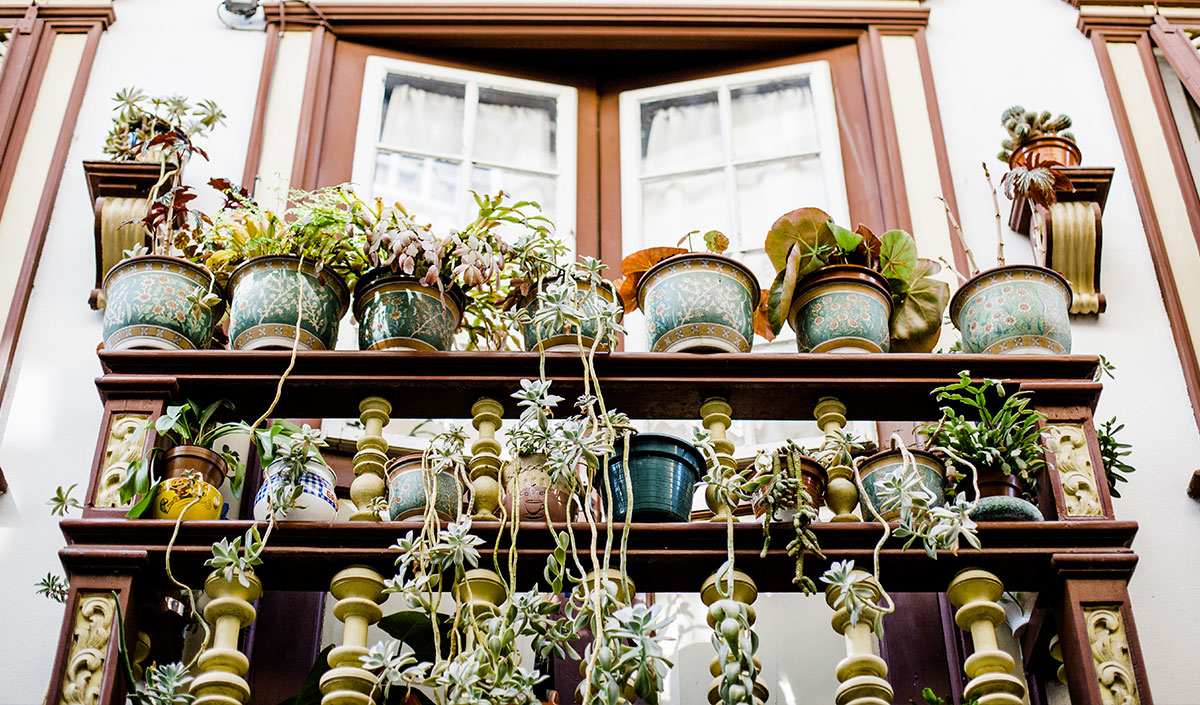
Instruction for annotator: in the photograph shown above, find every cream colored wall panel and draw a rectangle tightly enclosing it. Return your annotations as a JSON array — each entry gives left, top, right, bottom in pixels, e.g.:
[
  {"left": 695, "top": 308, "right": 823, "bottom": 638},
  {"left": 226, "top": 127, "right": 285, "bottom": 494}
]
[
  {"left": 1107, "top": 40, "right": 1200, "bottom": 364},
  {"left": 256, "top": 30, "right": 313, "bottom": 210},
  {"left": 0, "top": 32, "right": 86, "bottom": 330}
]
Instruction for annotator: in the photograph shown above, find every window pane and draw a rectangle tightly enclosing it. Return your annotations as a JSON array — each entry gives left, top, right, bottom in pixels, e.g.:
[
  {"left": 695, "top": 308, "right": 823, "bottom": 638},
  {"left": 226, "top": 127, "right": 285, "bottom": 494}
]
[
  {"left": 470, "top": 166, "right": 557, "bottom": 222},
  {"left": 641, "top": 170, "right": 729, "bottom": 243},
  {"left": 731, "top": 78, "right": 817, "bottom": 162},
  {"left": 373, "top": 152, "right": 459, "bottom": 233},
  {"left": 640, "top": 92, "right": 723, "bottom": 175},
  {"left": 474, "top": 87, "right": 557, "bottom": 172},
  {"left": 736, "top": 156, "right": 826, "bottom": 250},
  {"left": 379, "top": 74, "right": 465, "bottom": 155}
]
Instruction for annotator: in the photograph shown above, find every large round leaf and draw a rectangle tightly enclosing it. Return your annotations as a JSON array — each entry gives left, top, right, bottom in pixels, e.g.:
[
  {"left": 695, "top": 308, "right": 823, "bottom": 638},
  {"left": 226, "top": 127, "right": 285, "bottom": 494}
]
[
  {"left": 765, "top": 245, "right": 803, "bottom": 335},
  {"left": 764, "top": 207, "right": 834, "bottom": 274},
  {"left": 879, "top": 229, "right": 918, "bottom": 295},
  {"left": 889, "top": 258, "right": 950, "bottom": 352}
]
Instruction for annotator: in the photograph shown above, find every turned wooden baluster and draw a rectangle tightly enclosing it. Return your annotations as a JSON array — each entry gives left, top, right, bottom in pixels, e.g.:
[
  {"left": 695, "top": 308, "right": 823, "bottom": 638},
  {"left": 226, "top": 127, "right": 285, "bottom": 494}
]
[
  {"left": 815, "top": 397, "right": 858, "bottom": 522},
  {"left": 701, "top": 397, "right": 737, "bottom": 522},
  {"left": 701, "top": 569, "right": 768, "bottom": 705},
  {"left": 350, "top": 397, "right": 391, "bottom": 521},
  {"left": 1049, "top": 634, "right": 1068, "bottom": 685},
  {"left": 947, "top": 568, "right": 1026, "bottom": 705},
  {"left": 320, "top": 566, "right": 386, "bottom": 705},
  {"left": 825, "top": 568, "right": 892, "bottom": 705},
  {"left": 191, "top": 570, "right": 263, "bottom": 705},
  {"left": 470, "top": 398, "right": 504, "bottom": 520}
]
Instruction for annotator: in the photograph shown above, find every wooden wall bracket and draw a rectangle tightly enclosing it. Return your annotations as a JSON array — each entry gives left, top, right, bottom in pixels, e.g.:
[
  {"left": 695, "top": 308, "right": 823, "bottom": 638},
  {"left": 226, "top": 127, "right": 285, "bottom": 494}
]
[
  {"left": 1008, "top": 167, "right": 1115, "bottom": 315},
  {"left": 82, "top": 160, "right": 163, "bottom": 309}
]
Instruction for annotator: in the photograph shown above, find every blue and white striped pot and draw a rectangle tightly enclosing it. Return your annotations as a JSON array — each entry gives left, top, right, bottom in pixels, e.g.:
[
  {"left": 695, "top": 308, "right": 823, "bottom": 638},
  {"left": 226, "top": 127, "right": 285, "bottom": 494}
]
[{"left": 253, "top": 459, "right": 339, "bottom": 521}]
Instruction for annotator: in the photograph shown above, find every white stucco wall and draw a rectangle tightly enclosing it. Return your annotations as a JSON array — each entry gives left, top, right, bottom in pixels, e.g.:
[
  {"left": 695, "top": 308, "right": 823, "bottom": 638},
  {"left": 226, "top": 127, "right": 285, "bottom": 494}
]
[{"left": 0, "top": 0, "right": 1197, "bottom": 703}]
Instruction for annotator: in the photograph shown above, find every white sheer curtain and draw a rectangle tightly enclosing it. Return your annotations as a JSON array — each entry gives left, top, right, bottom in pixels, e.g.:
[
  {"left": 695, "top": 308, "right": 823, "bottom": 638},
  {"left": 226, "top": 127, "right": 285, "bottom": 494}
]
[
  {"left": 642, "top": 96, "right": 722, "bottom": 174},
  {"left": 475, "top": 100, "right": 554, "bottom": 171},
  {"left": 730, "top": 80, "right": 817, "bottom": 161},
  {"left": 380, "top": 82, "right": 465, "bottom": 155}
]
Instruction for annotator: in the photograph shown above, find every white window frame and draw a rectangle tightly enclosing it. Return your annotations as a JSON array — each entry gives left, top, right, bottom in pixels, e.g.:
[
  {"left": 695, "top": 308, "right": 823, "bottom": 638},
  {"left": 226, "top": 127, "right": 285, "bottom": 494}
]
[
  {"left": 353, "top": 56, "right": 578, "bottom": 245},
  {"left": 618, "top": 60, "right": 850, "bottom": 257}
]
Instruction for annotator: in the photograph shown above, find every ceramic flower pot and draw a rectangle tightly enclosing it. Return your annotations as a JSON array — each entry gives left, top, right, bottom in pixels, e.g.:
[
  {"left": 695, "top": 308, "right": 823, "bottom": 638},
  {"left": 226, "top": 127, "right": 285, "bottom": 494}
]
[
  {"left": 961, "top": 468, "right": 1043, "bottom": 522},
  {"left": 502, "top": 453, "right": 576, "bottom": 523},
  {"left": 102, "top": 255, "right": 225, "bottom": 350},
  {"left": 521, "top": 277, "right": 621, "bottom": 352},
  {"left": 788, "top": 265, "right": 892, "bottom": 353},
  {"left": 386, "top": 453, "right": 462, "bottom": 521},
  {"left": 1008, "top": 135, "right": 1081, "bottom": 169},
  {"left": 603, "top": 433, "right": 705, "bottom": 522},
  {"left": 636, "top": 253, "right": 760, "bottom": 353},
  {"left": 751, "top": 452, "right": 828, "bottom": 520},
  {"left": 857, "top": 448, "right": 946, "bottom": 521},
  {"left": 151, "top": 474, "right": 224, "bottom": 520},
  {"left": 354, "top": 268, "right": 464, "bottom": 351},
  {"left": 228, "top": 255, "right": 349, "bottom": 351},
  {"left": 950, "top": 264, "right": 1072, "bottom": 354},
  {"left": 253, "top": 458, "right": 339, "bottom": 521}
]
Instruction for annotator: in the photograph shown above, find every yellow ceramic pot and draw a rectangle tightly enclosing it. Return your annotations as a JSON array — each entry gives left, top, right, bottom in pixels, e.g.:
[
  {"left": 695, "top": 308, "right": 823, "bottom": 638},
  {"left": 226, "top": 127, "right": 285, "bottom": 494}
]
[{"left": 151, "top": 476, "right": 223, "bottom": 520}]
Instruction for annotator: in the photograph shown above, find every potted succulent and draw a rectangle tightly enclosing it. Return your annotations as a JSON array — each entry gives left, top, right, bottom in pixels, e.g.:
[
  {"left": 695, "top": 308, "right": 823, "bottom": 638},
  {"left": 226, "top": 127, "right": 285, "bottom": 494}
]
[
  {"left": 387, "top": 429, "right": 466, "bottom": 521},
  {"left": 618, "top": 230, "right": 763, "bottom": 353},
  {"left": 185, "top": 180, "right": 367, "bottom": 350},
  {"left": 857, "top": 445, "right": 947, "bottom": 521},
  {"left": 120, "top": 399, "right": 246, "bottom": 520},
  {"left": 760, "top": 207, "right": 950, "bottom": 353},
  {"left": 750, "top": 440, "right": 828, "bottom": 519},
  {"left": 250, "top": 421, "right": 339, "bottom": 522},
  {"left": 998, "top": 105, "right": 1079, "bottom": 168},
  {"left": 919, "top": 372, "right": 1047, "bottom": 521},
  {"left": 103, "top": 87, "right": 225, "bottom": 166},
  {"left": 943, "top": 164, "right": 1073, "bottom": 354}
]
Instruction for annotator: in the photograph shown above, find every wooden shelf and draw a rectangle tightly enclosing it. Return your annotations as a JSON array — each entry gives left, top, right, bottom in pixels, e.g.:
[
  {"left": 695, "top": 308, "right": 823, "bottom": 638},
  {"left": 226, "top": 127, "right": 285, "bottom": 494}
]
[
  {"left": 96, "top": 350, "right": 1103, "bottom": 421},
  {"left": 59, "top": 518, "right": 1137, "bottom": 594}
]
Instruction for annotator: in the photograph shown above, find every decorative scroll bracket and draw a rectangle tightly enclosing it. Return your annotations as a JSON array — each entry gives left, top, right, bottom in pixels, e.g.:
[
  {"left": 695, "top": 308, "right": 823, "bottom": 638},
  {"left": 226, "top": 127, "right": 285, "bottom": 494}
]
[
  {"left": 1008, "top": 167, "right": 1115, "bottom": 316},
  {"left": 83, "top": 160, "right": 165, "bottom": 309}
]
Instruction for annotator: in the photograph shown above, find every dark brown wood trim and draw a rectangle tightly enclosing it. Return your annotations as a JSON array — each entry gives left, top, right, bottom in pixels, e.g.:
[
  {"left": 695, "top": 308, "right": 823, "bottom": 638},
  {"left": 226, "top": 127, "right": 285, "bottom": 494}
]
[
  {"left": 576, "top": 82, "right": 601, "bottom": 262},
  {"left": 242, "top": 22, "right": 280, "bottom": 192},
  {"left": 1188, "top": 468, "right": 1200, "bottom": 498},
  {"left": 864, "top": 27, "right": 911, "bottom": 232},
  {"left": 0, "top": 16, "right": 53, "bottom": 218},
  {"left": 0, "top": 12, "right": 111, "bottom": 417},
  {"left": 1089, "top": 29, "right": 1200, "bottom": 431},
  {"left": 1150, "top": 16, "right": 1200, "bottom": 108},
  {"left": 291, "top": 25, "right": 336, "bottom": 190},
  {"left": 0, "top": 7, "right": 39, "bottom": 174}
]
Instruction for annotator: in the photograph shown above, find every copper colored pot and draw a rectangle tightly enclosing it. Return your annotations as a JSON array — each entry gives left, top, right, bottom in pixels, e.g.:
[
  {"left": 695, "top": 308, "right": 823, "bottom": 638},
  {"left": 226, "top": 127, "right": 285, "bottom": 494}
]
[
  {"left": 161, "top": 446, "right": 227, "bottom": 488},
  {"left": 753, "top": 453, "right": 828, "bottom": 518},
  {"left": 1008, "top": 135, "right": 1081, "bottom": 168},
  {"left": 974, "top": 468, "right": 1022, "bottom": 499}
]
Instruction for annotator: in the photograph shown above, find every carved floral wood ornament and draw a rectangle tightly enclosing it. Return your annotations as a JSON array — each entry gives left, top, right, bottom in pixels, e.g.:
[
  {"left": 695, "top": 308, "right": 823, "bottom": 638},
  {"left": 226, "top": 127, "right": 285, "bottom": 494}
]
[
  {"left": 60, "top": 593, "right": 116, "bottom": 705},
  {"left": 94, "top": 413, "right": 149, "bottom": 509},
  {"left": 1046, "top": 424, "right": 1103, "bottom": 517},
  {"left": 1086, "top": 607, "right": 1140, "bottom": 705}
]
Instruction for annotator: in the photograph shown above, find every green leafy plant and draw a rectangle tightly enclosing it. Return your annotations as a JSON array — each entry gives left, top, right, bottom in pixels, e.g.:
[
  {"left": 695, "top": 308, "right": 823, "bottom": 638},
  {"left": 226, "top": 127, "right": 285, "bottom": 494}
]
[
  {"left": 120, "top": 398, "right": 246, "bottom": 516},
  {"left": 876, "top": 447, "right": 981, "bottom": 559},
  {"left": 1097, "top": 417, "right": 1135, "bottom": 498},
  {"left": 998, "top": 105, "right": 1074, "bottom": 165},
  {"left": 242, "top": 420, "right": 331, "bottom": 519},
  {"left": 104, "top": 87, "right": 225, "bottom": 163},
  {"left": 912, "top": 687, "right": 979, "bottom": 705},
  {"left": 749, "top": 446, "right": 825, "bottom": 595},
  {"left": 760, "top": 207, "right": 950, "bottom": 351},
  {"left": 35, "top": 573, "right": 69, "bottom": 603},
  {"left": 48, "top": 484, "right": 82, "bottom": 517},
  {"left": 614, "top": 230, "right": 735, "bottom": 314}
]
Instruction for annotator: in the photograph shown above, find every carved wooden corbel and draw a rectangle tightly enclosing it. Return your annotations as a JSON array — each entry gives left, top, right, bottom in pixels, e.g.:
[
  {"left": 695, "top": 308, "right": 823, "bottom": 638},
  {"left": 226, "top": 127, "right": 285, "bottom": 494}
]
[
  {"left": 1009, "top": 167, "right": 1115, "bottom": 316},
  {"left": 82, "top": 161, "right": 164, "bottom": 309}
]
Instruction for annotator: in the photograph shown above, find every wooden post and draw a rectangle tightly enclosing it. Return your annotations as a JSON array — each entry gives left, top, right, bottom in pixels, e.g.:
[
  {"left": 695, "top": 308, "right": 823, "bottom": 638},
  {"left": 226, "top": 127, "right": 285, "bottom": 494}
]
[
  {"left": 700, "top": 397, "right": 736, "bottom": 522},
  {"left": 815, "top": 397, "right": 858, "bottom": 522},
  {"left": 320, "top": 566, "right": 386, "bottom": 705},
  {"left": 470, "top": 398, "right": 504, "bottom": 520},
  {"left": 191, "top": 570, "right": 263, "bottom": 705},
  {"left": 349, "top": 397, "right": 391, "bottom": 521},
  {"left": 946, "top": 568, "right": 1026, "bottom": 705},
  {"left": 825, "top": 568, "right": 892, "bottom": 705}
]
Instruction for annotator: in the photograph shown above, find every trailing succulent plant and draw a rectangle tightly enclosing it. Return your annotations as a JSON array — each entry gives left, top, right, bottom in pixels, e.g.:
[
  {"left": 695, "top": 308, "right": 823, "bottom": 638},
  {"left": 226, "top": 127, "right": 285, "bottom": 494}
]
[
  {"left": 748, "top": 447, "right": 825, "bottom": 595},
  {"left": 997, "top": 105, "right": 1074, "bottom": 165},
  {"left": 760, "top": 207, "right": 951, "bottom": 351}
]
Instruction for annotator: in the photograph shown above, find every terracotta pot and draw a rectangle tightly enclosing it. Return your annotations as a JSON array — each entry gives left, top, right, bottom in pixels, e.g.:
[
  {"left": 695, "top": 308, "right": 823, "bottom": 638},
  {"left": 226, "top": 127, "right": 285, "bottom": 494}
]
[
  {"left": 161, "top": 446, "right": 227, "bottom": 488},
  {"left": 950, "top": 264, "right": 1072, "bottom": 354},
  {"left": 501, "top": 453, "right": 576, "bottom": 523},
  {"left": 520, "top": 276, "right": 621, "bottom": 352},
  {"left": 102, "top": 255, "right": 225, "bottom": 350},
  {"left": 354, "top": 268, "right": 465, "bottom": 351},
  {"left": 1008, "top": 135, "right": 1081, "bottom": 169},
  {"left": 228, "top": 254, "right": 349, "bottom": 350},
  {"left": 636, "top": 253, "right": 760, "bottom": 353},
  {"left": 752, "top": 453, "right": 828, "bottom": 519},
  {"left": 788, "top": 265, "right": 892, "bottom": 353},
  {"left": 857, "top": 448, "right": 946, "bottom": 520},
  {"left": 386, "top": 453, "right": 462, "bottom": 521},
  {"left": 973, "top": 468, "right": 1023, "bottom": 500}
]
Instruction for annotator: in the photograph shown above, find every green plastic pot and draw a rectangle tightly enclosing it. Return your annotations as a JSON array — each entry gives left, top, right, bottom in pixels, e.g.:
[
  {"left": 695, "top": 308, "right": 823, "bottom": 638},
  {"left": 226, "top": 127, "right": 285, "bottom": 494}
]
[{"left": 603, "top": 433, "right": 705, "bottom": 522}]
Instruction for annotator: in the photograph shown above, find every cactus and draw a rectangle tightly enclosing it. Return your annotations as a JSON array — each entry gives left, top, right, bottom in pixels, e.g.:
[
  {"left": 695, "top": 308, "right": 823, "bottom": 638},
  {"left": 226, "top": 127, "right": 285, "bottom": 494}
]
[{"left": 998, "top": 105, "right": 1075, "bottom": 163}]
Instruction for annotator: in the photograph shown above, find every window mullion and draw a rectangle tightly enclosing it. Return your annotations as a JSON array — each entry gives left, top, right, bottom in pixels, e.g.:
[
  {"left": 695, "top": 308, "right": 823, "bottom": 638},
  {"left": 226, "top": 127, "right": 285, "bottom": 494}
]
[
  {"left": 718, "top": 85, "right": 740, "bottom": 250},
  {"left": 460, "top": 80, "right": 481, "bottom": 225}
]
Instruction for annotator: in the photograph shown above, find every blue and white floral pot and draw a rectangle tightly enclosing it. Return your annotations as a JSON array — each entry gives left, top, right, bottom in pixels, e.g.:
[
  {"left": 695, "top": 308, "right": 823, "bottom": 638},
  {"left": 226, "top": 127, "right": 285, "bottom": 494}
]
[
  {"left": 354, "top": 269, "right": 464, "bottom": 352},
  {"left": 102, "top": 256, "right": 224, "bottom": 350},
  {"left": 521, "top": 277, "right": 621, "bottom": 352},
  {"left": 228, "top": 255, "right": 349, "bottom": 351},
  {"left": 253, "top": 459, "right": 339, "bottom": 522},
  {"left": 386, "top": 453, "right": 462, "bottom": 521},
  {"left": 636, "top": 253, "right": 760, "bottom": 353},
  {"left": 857, "top": 448, "right": 946, "bottom": 520},
  {"left": 789, "top": 265, "right": 892, "bottom": 353},
  {"left": 950, "top": 265, "right": 1072, "bottom": 354}
]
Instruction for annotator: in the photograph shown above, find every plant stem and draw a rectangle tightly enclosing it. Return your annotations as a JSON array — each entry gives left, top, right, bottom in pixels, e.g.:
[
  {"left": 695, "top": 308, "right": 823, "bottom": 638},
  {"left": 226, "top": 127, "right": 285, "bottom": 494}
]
[
  {"left": 982, "top": 161, "right": 1005, "bottom": 267},
  {"left": 936, "top": 197, "right": 978, "bottom": 279}
]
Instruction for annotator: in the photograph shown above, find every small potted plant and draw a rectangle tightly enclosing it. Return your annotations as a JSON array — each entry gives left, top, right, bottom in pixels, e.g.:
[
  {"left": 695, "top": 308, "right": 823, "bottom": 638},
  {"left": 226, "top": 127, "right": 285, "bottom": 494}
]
[
  {"left": 857, "top": 443, "right": 947, "bottom": 521},
  {"left": 250, "top": 421, "right": 339, "bottom": 522},
  {"left": 188, "top": 181, "right": 367, "bottom": 350},
  {"left": 919, "top": 372, "right": 1047, "bottom": 521},
  {"left": 603, "top": 431, "right": 706, "bottom": 522},
  {"left": 387, "top": 428, "right": 465, "bottom": 522},
  {"left": 998, "top": 105, "right": 1079, "bottom": 168},
  {"left": 618, "top": 230, "right": 762, "bottom": 353},
  {"left": 943, "top": 164, "right": 1073, "bottom": 354},
  {"left": 103, "top": 87, "right": 225, "bottom": 166},
  {"left": 750, "top": 441, "right": 828, "bottom": 518},
  {"left": 760, "top": 207, "right": 950, "bottom": 353},
  {"left": 120, "top": 399, "right": 246, "bottom": 520}
]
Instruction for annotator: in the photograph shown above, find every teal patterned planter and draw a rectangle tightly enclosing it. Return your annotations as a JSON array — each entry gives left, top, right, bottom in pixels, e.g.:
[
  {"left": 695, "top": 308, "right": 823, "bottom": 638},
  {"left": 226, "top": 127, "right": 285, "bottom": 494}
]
[
  {"left": 636, "top": 253, "right": 760, "bottom": 353},
  {"left": 521, "top": 277, "right": 621, "bottom": 352},
  {"left": 228, "top": 255, "right": 349, "bottom": 351},
  {"left": 950, "top": 265, "right": 1072, "bottom": 354},
  {"left": 387, "top": 454, "right": 462, "bottom": 521},
  {"left": 354, "top": 269, "right": 464, "bottom": 351},
  {"left": 102, "top": 255, "right": 224, "bottom": 350},
  {"left": 858, "top": 448, "right": 946, "bottom": 520},
  {"left": 789, "top": 265, "right": 892, "bottom": 353}
]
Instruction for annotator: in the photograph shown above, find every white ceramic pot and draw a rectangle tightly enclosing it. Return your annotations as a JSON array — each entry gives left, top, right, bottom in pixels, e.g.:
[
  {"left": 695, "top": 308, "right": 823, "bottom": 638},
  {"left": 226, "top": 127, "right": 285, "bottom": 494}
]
[{"left": 253, "top": 459, "right": 339, "bottom": 522}]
